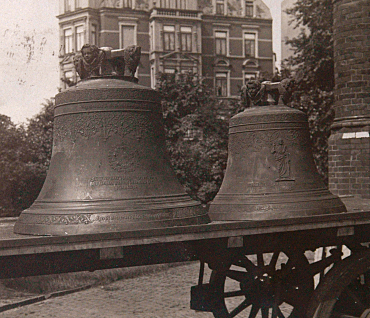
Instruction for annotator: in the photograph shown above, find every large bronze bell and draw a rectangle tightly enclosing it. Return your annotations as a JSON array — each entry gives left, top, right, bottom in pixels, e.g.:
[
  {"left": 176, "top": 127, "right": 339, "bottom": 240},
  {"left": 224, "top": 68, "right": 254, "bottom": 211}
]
[
  {"left": 14, "top": 45, "right": 209, "bottom": 235},
  {"left": 209, "top": 80, "right": 346, "bottom": 221}
]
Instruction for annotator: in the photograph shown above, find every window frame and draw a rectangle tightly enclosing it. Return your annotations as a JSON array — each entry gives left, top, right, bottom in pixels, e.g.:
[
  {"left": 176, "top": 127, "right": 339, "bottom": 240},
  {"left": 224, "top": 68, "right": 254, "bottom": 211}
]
[
  {"left": 215, "top": 72, "right": 229, "bottom": 97},
  {"left": 75, "top": 0, "right": 81, "bottom": 9},
  {"left": 215, "top": 0, "right": 225, "bottom": 15},
  {"left": 180, "top": 26, "right": 192, "bottom": 52},
  {"left": 163, "top": 25, "right": 175, "bottom": 52},
  {"left": 63, "top": 28, "right": 73, "bottom": 54},
  {"left": 119, "top": 23, "right": 137, "bottom": 49},
  {"left": 123, "top": 0, "right": 133, "bottom": 8},
  {"left": 91, "top": 24, "right": 97, "bottom": 46},
  {"left": 75, "top": 25, "right": 85, "bottom": 52},
  {"left": 214, "top": 30, "right": 228, "bottom": 56},
  {"left": 159, "top": 0, "right": 187, "bottom": 9},
  {"left": 244, "top": 72, "right": 258, "bottom": 85},
  {"left": 244, "top": 32, "right": 257, "bottom": 58},
  {"left": 65, "top": 0, "right": 73, "bottom": 12},
  {"left": 245, "top": 1, "right": 254, "bottom": 17}
]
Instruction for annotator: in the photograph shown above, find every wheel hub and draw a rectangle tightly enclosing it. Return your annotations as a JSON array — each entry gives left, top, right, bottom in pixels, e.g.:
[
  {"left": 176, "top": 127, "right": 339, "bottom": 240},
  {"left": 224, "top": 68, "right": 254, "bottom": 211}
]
[{"left": 240, "top": 270, "right": 283, "bottom": 308}]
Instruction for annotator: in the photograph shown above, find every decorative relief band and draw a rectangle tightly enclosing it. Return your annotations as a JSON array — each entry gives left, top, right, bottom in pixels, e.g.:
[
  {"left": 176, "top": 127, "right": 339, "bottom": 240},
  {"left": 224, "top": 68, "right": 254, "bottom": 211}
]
[
  {"left": 18, "top": 206, "right": 205, "bottom": 225},
  {"left": 54, "top": 112, "right": 158, "bottom": 143},
  {"left": 229, "top": 129, "right": 310, "bottom": 154},
  {"left": 231, "top": 112, "right": 306, "bottom": 127}
]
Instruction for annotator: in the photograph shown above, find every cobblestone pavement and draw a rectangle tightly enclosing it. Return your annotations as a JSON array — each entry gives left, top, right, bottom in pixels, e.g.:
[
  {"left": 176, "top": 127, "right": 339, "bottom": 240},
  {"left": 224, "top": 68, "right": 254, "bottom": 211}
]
[
  {"left": 0, "top": 262, "right": 214, "bottom": 318},
  {"left": 0, "top": 261, "right": 295, "bottom": 318}
]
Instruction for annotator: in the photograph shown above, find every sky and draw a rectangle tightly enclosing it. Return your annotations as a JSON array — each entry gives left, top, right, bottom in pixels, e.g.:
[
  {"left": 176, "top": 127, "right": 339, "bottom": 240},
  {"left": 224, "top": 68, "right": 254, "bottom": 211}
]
[{"left": 0, "top": 0, "right": 282, "bottom": 124}]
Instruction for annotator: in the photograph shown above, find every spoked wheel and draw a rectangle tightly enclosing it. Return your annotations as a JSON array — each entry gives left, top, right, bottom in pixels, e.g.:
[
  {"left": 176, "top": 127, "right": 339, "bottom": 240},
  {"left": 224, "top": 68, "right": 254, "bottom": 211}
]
[
  {"left": 210, "top": 250, "right": 314, "bottom": 318},
  {"left": 307, "top": 249, "right": 370, "bottom": 318}
]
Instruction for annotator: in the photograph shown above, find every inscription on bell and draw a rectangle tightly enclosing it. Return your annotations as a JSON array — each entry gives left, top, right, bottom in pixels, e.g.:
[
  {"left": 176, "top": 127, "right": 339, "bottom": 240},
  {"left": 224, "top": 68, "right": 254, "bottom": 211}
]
[{"left": 89, "top": 176, "right": 157, "bottom": 189}]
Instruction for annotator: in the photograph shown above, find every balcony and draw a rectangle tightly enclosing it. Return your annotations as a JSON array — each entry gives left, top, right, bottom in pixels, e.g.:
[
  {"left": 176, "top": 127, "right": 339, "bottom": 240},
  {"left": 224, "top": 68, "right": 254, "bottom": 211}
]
[{"left": 150, "top": 8, "right": 202, "bottom": 19}]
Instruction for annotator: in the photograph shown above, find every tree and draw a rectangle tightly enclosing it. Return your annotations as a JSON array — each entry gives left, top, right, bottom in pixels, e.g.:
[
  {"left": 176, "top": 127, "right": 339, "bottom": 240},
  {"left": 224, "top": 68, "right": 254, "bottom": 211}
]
[
  {"left": 156, "top": 72, "right": 230, "bottom": 203},
  {"left": 14, "top": 99, "right": 55, "bottom": 212},
  {"left": 0, "top": 115, "right": 26, "bottom": 215},
  {"left": 284, "top": 0, "right": 334, "bottom": 183},
  {"left": 0, "top": 100, "right": 54, "bottom": 216}
]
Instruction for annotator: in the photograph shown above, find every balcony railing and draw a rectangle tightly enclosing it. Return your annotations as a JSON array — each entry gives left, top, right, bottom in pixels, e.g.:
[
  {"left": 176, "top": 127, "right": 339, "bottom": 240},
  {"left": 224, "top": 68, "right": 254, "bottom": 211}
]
[{"left": 151, "top": 8, "right": 202, "bottom": 19}]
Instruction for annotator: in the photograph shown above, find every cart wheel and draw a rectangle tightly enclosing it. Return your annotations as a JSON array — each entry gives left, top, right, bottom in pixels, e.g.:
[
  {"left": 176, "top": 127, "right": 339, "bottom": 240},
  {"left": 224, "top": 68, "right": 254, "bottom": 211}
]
[
  {"left": 307, "top": 249, "right": 370, "bottom": 318},
  {"left": 210, "top": 250, "right": 314, "bottom": 318}
]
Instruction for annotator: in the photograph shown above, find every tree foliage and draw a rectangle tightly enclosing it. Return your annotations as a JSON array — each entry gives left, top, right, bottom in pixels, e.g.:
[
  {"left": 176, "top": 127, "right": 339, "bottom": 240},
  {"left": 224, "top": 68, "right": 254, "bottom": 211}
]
[
  {"left": 284, "top": 0, "right": 334, "bottom": 183},
  {"left": 0, "top": 100, "right": 54, "bottom": 216},
  {"left": 156, "top": 72, "right": 230, "bottom": 203}
]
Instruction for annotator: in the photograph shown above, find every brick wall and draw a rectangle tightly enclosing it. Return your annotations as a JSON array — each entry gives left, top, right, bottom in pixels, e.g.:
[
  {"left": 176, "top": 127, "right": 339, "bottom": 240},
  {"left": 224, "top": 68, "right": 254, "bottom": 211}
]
[
  {"left": 329, "top": 129, "right": 370, "bottom": 197},
  {"left": 329, "top": 0, "right": 370, "bottom": 198}
]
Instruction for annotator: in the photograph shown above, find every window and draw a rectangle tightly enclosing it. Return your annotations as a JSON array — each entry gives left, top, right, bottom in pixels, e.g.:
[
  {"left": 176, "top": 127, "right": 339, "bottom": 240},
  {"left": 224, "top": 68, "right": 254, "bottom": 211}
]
[
  {"left": 215, "top": 31, "right": 227, "bottom": 56},
  {"left": 151, "top": 66, "right": 155, "bottom": 88},
  {"left": 64, "top": 28, "right": 73, "bottom": 54},
  {"left": 123, "top": 0, "right": 132, "bottom": 7},
  {"left": 216, "top": 72, "right": 228, "bottom": 97},
  {"left": 121, "top": 25, "right": 135, "bottom": 49},
  {"left": 244, "top": 33, "right": 256, "bottom": 57},
  {"left": 65, "top": 0, "right": 73, "bottom": 11},
  {"left": 75, "top": 25, "right": 85, "bottom": 52},
  {"left": 245, "top": 1, "right": 253, "bottom": 17},
  {"left": 63, "top": 70, "right": 74, "bottom": 88},
  {"left": 164, "top": 68, "right": 176, "bottom": 74},
  {"left": 245, "top": 73, "right": 257, "bottom": 84},
  {"left": 91, "top": 24, "right": 97, "bottom": 45},
  {"left": 216, "top": 0, "right": 225, "bottom": 15},
  {"left": 163, "top": 68, "right": 176, "bottom": 80},
  {"left": 163, "top": 25, "right": 175, "bottom": 51},
  {"left": 178, "top": 0, "right": 187, "bottom": 9},
  {"left": 184, "top": 127, "right": 203, "bottom": 141},
  {"left": 180, "top": 26, "right": 192, "bottom": 52},
  {"left": 159, "top": 0, "right": 187, "bottom": 9}
]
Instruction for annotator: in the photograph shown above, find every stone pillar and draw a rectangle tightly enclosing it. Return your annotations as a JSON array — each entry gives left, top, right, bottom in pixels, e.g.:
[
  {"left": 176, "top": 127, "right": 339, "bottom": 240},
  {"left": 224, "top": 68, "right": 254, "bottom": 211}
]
[{"left": 329, "top": 0, "right": 370, "bottom": 198}]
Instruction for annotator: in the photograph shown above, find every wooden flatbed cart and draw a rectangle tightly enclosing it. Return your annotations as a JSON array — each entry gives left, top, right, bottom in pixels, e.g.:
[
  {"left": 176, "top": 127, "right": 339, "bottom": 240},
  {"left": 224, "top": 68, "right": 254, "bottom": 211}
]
[{"left": 2, "top": 197, "right": 370, "bottom": 318}]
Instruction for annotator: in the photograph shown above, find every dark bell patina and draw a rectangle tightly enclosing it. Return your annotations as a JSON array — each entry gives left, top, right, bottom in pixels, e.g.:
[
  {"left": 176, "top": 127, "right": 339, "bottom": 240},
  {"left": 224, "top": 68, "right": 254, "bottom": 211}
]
[
  {"left": 209, "top": 79, "right": 347, "bottom": 221},
  {"left": 14, "top": 45, "right": 209, "bottom": 236}
]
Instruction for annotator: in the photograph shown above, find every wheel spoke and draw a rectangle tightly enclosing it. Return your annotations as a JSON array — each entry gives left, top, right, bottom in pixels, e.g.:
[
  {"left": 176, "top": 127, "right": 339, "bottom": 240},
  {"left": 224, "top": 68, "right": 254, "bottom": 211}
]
[
  {"left": 225, "top": 269, "right": 253, "bottom": 283},
  {"left": 229, "top": 299, "right": 252, "bottom": 318},
  {"left": 257, "top": 253, "right": 264, "bottom": 267},
  {"left": 273, "top": 306, "right": 286, "bottom": 318},
  {"left": 248, "top": 305, "right": 260, "bottom": 318},
  {"left": 224, "top": 289, "right": 246, "bottom": 298},
  {"left": 261, "top": 307, "right": 269, "bottom": 318},
  {"left": 237, "top": 256, "right": 259, "bottom": 273}
]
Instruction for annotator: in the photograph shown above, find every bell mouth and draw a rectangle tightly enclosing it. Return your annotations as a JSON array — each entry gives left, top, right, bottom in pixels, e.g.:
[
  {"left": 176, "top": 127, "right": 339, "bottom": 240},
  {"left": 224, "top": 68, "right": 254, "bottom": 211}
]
[
  {"left": 209, "top": 189, "right": 347, "bottom": 221},
  {"left": 14, "top": 200, "right": 209, "bottom": 236}
]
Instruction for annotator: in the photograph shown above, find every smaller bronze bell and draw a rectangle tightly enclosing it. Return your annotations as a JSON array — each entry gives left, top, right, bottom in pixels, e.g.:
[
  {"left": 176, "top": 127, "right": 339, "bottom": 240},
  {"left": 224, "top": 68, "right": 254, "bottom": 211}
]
[{"left": 209, "top": 79, "right": 346, "bottom": 221}]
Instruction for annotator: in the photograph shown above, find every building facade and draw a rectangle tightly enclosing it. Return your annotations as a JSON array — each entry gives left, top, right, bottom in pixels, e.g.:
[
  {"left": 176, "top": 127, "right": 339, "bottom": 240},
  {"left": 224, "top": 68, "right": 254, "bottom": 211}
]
[{"left": 58, "top": 0, "right": 273, "bottom": 98}]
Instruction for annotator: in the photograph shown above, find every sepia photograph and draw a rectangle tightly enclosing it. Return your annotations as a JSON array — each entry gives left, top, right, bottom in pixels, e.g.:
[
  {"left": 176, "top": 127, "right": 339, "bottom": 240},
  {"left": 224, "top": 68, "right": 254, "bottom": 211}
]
[{"left": 0, "top": 0, "right": 369, "bottom": 317}]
